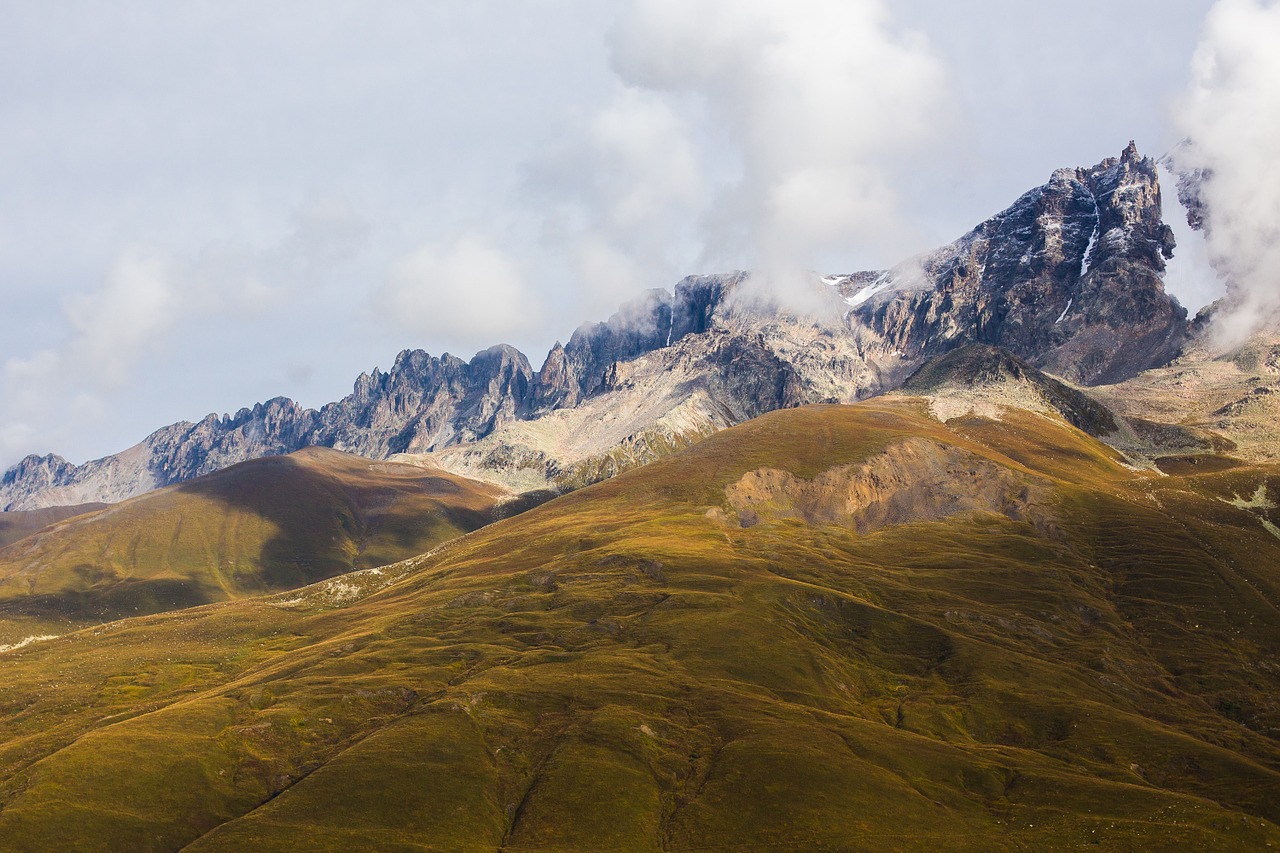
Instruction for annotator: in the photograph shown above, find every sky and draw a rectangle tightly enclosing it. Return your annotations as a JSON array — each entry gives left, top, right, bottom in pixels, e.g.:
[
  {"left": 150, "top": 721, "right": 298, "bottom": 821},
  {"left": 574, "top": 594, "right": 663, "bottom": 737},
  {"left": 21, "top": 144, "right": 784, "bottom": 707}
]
[{"left": 0, "top": 0, "right": 1263, "bottom": 468}]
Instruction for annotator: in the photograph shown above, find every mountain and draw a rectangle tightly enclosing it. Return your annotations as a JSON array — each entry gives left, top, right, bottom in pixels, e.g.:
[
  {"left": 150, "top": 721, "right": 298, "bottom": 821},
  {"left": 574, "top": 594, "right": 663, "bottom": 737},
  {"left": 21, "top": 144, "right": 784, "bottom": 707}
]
[
  {"left": 0, "top": 399, "right": 1276, "bottom": 849},
  {"left": 842, "top": 141, "right": 1185, "bottom": 385},
  {"left": 1091, "top": 325, "right": 1280, "bottom": 469},
  {"left": 0, "top": 143, "right": 1190, "bottom": 510},
  {"left": 0, "top": 447, "right": 508, "bottom": 644}
]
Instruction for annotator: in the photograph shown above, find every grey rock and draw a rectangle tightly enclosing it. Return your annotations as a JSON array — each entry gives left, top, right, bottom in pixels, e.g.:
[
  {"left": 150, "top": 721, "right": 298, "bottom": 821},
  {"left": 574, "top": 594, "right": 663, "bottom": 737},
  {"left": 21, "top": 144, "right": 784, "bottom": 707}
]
[{"left": 847, "top": 141, "right": 1186, "bottom": 385}]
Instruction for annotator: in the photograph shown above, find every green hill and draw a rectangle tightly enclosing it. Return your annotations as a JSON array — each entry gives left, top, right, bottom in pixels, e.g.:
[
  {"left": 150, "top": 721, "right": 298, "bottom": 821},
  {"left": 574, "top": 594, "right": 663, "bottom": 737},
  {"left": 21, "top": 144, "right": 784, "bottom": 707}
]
[
  {"left": 0, "top": 447, "right": 507, "bottom": 643},
  {"left": 0, "top": 400, "right": 1277, "bottom": 850}
]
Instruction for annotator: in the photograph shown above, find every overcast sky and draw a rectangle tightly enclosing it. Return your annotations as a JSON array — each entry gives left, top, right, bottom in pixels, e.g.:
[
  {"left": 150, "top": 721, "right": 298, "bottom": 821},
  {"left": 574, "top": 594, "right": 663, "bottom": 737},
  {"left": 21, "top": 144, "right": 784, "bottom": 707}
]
[{"left": 0, "top": 0, "right": 1241, "bottom": 467}]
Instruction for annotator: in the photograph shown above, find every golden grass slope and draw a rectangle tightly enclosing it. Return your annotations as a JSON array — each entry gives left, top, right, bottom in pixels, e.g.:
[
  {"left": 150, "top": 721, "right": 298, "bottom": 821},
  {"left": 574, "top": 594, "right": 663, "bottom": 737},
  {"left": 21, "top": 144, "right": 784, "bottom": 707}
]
[
  {"left": 0, "top": 447, "right": 507, "bottom": 643},
  {"left": 0, "top": 401, "right": 1277, "bottom": 850}
]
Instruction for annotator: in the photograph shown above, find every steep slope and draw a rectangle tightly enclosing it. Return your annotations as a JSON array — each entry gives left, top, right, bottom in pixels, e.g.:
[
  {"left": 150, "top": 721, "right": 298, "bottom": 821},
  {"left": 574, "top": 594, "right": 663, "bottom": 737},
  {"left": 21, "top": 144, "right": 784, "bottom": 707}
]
[
  {"left": 0, "top": 401, "right": 1277, "bottom": 849},
  {"left": 896, "top": 342, "right": 1119, "bottom": 436},
  {"left": 1, "top": 144, "right": 1192, "bottom": 509},
  {"left": 0, "top": 447, "right": 506, "bottom": 643}
]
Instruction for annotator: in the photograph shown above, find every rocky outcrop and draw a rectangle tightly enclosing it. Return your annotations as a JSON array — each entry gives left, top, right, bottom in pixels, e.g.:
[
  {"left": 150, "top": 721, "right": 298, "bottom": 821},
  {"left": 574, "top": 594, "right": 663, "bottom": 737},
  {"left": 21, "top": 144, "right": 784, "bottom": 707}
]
[
  {"left": 723, "top": 438, "right": 1051, "bottom": 533},
  {"left": 1, "top": 454, "right": 77, "bottom": 496},
  {"left": 529, "top": 275, "right": 744, "bottom": 413}
]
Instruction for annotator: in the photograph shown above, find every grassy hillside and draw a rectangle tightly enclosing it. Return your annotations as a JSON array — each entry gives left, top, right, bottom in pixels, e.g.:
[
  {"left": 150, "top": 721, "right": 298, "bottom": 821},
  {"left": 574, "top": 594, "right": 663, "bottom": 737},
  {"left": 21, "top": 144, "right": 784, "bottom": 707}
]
[
  {"left": 0, "top": 400, "right": 1277, "bottom": 850},
  {"left": 0, "top": 447, "right": 507, "bottom": 643},
  {"left": 0, "top": 503, "right": 108, "bottom": 549}
]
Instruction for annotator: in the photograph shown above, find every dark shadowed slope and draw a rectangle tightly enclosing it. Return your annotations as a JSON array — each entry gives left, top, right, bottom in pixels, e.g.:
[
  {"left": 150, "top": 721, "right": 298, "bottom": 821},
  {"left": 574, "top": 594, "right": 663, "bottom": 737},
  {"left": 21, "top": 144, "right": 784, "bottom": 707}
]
[
  {"left": 0, "top": 447, "right": 507, "bottom": 643},
  {"left": 0, "top": 400, "right": 1277, "bottom": 849}
]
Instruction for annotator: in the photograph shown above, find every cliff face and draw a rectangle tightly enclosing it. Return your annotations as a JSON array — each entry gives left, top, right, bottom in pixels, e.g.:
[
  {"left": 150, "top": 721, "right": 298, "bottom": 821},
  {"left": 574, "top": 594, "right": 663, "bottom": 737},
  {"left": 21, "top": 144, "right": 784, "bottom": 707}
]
[
  {"left": 844, "top": 142, "right": 1185, "bottom": 385},
  {"left": 2, "top": 144, "right": 1194, "bottom": 509}
]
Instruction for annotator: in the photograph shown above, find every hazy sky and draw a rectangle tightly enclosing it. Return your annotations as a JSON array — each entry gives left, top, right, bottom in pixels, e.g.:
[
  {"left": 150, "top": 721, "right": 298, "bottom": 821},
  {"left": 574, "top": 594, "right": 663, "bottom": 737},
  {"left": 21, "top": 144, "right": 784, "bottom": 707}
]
[{"left": 0, "top": 0, "right": 1239, "bottom": 466}]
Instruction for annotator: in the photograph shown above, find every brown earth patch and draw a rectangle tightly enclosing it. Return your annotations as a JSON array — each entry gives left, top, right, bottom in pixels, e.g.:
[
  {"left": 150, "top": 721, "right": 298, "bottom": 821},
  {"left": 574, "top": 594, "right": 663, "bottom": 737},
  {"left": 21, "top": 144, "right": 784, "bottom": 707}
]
[{"left": 724, "top": 437, "right": 1051, "bottom": 533}]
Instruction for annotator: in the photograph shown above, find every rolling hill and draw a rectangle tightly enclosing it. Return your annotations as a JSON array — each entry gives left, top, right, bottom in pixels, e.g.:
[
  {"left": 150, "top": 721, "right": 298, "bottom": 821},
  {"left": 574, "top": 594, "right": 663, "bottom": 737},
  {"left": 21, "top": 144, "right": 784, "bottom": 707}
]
[
  {"left": 0, "top": 447, "right": 508, "bottom": 645},
  {"left": 0, "top": 398, "right": 1276, "bottom": 849}
]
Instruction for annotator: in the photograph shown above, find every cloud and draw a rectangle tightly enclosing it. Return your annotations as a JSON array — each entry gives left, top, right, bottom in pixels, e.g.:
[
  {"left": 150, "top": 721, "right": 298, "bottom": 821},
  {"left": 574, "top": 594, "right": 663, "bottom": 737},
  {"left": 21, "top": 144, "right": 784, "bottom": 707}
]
[
  {"left": 605, "top": 0, "right": 951, "bottom": 315},
  {"left": 1173, "top": 0, "right": 1280, "bottom": 346},
  {"left": 0, "top": 197, "right": 370, "bottom": 464},
  {"left": 63, "top": 246, "right": 178, "bottom": 386},
  {"left": 523, "top": 85, "right": 707, "bottom": 320},
  {"left": 378, "top": 234, "right": 545, "bottom": 353},
  {"left": 1159, "top": 169, "right": 1224, "bottom": 316}
]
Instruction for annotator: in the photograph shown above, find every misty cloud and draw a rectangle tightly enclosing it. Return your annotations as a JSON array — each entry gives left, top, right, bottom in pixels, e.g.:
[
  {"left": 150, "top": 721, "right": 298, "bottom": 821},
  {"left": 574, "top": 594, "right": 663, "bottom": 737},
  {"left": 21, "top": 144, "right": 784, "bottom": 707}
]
[
  {"left": 1159, "top": 168, "right": 1224, "bottom": 316},
  {"left": 1173, "top": 0, "right": 1280, "bottom": 346},
  {"left": 0, "top": 198, "right": 370, "bottom": 464},
  {"left": 524, "top": 86, "right": 706, "bottom": 320},
  {"left": 607, "top": 0, "right": 951, "bottom": 314},
  {"left": 378, "top": 235, "right": 546, "bottom": 353}
]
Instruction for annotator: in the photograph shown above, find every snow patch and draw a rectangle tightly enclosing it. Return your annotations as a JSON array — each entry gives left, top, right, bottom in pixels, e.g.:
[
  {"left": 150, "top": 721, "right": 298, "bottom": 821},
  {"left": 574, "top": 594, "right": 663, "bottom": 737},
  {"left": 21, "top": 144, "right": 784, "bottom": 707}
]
[
  {"left": 1056, "top": 299, "right": 1073, "bottom": 324},
  {"left": 1080, "top": 196, "right": 1100, "bottom": 279},
  {"left": 844, "top": 274, "right": 893, "bottom": 308}
]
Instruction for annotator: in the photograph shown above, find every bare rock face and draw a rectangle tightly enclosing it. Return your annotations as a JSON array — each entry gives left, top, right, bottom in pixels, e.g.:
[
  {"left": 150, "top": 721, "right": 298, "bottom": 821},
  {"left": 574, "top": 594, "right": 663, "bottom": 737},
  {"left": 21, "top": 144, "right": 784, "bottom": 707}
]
[
  {"left": 844, "top": 142, "right": 1186, "bottom": 385},
  {"left": 1, "top": 144, "right": 1197, "bottom": 509},
  {"left": 723, "top": 438, "right": 1051, "bottom": 534}
]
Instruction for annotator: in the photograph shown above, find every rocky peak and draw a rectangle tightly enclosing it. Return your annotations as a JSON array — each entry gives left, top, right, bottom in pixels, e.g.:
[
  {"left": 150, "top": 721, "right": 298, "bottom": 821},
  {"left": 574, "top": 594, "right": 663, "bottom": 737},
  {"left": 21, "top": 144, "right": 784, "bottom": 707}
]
[
  {"left": 846, "top": 143, "right": 1186, "bottom": 385},
  {"left": 531, "top": 288, "right": 674, "bottom": 410},
  {"left": 1, "top": 455, "right": 76, "bottom": 508},
  {"left": 1, "top": 143, "right": 1199, "bottom": 510},
  {"left": 671, "top": 274, "right": 738, "bottom": 339}
]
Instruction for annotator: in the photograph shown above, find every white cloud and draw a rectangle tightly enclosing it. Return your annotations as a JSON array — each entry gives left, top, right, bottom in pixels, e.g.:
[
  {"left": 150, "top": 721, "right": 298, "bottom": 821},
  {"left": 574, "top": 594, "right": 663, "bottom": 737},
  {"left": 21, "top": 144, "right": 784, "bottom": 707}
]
[
  {"left": 0, "top": 198, "right": 371, "bottom": 464},
  {"left": 593, "top": 0, "right": 950, "bottom": 316},
  {"left": 1160, "top": 173, "right": 1224, "bottom": 315},
  {"left": 1173, "top": 0, "right": 1280, "bottom": 346},
  {"left": 588, "top": 89, "right": 704, "bottom": 232},
  {"left": 378, "top": 234, "right": 545, "bottom": 353},
  {"left": 63, "top": 246, "right": 178, "bottom": 386}
]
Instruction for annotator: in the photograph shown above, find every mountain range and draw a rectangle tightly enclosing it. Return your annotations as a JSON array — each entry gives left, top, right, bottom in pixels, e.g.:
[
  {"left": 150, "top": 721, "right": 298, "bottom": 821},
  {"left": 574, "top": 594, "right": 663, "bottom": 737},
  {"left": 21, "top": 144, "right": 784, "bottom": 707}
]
[
  {"left": 1, "top": 143, "right": 1278, "bottom": 850},
  {"left": 2, "top": 142, "right": 1200, "bottom": 511}
]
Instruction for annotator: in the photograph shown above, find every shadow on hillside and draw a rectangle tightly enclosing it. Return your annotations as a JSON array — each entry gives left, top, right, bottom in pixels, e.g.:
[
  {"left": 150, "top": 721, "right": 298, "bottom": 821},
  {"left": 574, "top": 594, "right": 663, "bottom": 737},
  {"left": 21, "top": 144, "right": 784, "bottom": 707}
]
[
  {"left": 0, "top": 578, "right": 210, "bottom": 624},
  {"left": 171, "top": 452, "right": 544, "bottom": 595}
]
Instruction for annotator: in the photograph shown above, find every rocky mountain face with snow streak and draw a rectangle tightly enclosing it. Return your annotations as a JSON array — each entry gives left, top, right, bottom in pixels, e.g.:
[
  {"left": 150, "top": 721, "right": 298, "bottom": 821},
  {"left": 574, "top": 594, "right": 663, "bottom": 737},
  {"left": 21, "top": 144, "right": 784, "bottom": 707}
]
[
  {"left": 839, "top": 142, "right": 1186, "bottom": 385},
  {"left": 2, "top": 144, "right": 1194, "bottom": 509}
]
